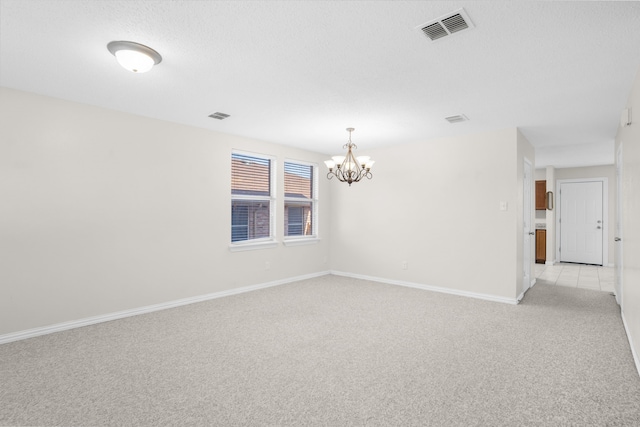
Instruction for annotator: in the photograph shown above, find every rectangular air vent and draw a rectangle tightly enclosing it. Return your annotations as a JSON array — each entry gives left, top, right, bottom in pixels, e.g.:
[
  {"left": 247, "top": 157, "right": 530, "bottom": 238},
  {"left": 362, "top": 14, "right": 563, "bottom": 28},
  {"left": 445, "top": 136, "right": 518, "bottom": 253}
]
[
  {"left": 422, "top": 22, "right": 449, "bottom": 41},
  {"left": 417, "top": 8, "right": 474, "bottom": 41},
  {"left": 208, "top": 112, "right": 230, "bottom": 120},
  {"left": 442, "top": 13, "right": 469, "bottom": 34},
  {"left": 445, "top": 114, "right": 468, "bottom": 123}
]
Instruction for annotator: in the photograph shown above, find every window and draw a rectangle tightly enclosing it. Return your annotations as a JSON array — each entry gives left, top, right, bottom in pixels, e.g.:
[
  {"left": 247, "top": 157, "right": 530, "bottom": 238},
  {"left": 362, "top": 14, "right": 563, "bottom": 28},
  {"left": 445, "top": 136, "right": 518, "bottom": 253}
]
[
  {"left": 231, "top": 152, "right": 275, "bottom": 244},
  {"left": 284, "top": 160, "right": 317, "bottom": 238}
]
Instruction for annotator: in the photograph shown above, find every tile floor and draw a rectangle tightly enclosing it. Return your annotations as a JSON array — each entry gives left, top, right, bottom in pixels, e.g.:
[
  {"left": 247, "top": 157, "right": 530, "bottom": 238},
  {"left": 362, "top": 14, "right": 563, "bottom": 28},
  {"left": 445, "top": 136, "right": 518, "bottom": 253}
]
[{"left": 534, "top": 263, "right": 615, "bottom": 293}]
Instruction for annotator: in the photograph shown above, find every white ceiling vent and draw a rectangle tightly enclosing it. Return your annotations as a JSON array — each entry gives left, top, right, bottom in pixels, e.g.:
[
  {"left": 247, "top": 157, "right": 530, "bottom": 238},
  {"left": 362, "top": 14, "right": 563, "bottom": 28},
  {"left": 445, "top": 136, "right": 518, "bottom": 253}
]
[
  {"left": 417, "top": 8, "right": 474, "bottom": 41},
  {"left": 445, "top": 114, "right": 468, "bottom": 124},
  {"left": 208, "top": 112, "right": 230, "bottom": 120}
]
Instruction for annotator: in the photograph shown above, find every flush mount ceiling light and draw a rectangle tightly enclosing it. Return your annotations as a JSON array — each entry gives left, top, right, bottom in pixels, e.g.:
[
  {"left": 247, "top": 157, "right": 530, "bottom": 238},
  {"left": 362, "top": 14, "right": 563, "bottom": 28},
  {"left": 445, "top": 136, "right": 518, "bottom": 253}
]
[
  {"left": 324, "top": 128, "right": 375, "bottom": 186},
  {"left": 107, "top": 41, "right": 162, "bottom": 73}
]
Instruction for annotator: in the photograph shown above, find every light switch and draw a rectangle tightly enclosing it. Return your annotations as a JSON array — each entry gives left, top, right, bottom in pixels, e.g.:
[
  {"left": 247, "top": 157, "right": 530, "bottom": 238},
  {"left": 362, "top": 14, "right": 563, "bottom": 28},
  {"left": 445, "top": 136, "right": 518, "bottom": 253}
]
[{"left": 499, "top": 201, "right": 508, "bottom": 211}]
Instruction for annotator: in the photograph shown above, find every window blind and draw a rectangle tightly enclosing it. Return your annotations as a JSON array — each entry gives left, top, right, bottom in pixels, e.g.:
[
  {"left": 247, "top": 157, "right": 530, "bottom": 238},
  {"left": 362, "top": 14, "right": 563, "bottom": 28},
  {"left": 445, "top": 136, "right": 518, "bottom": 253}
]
[
  {"left": 284, "top": 161, "right": 315, "bottom": 237},
  {"left": 231, "top": 153, "right": 270, "bottom": 196},
  {"left": 284, "top": 162, "right": 312, "bottom": 199},
  {"left": 231, "top": 152, "right": 273, "bottom": 243}
]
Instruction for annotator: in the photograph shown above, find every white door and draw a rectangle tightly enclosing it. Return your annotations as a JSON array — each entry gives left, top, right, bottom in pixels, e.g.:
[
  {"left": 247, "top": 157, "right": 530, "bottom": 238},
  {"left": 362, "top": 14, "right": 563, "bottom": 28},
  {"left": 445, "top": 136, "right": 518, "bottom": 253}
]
[
  {"left": 523, "top": 159, "right": 533, "bottom": 292},
  {"left": 559, "top": 181, "right": 603, "bottom": 265},
  {"left": 615, "top": 145, "right": 623, "bottom": 305}
]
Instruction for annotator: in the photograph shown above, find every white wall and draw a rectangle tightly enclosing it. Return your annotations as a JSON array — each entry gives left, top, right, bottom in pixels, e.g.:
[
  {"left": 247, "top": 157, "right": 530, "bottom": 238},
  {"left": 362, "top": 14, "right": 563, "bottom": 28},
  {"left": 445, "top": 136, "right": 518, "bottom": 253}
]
[
  {"left": 0, "top": 87, "right": 331, "bottom": 336},
  {"left": 330, "top": 128, "right": 532, "bottom": 301},
  {"left": 0, "top": 87, "right": 535, "bottom": 338},
  {"left": 615, "top": 67, "right": 640, "bottom": 370}
]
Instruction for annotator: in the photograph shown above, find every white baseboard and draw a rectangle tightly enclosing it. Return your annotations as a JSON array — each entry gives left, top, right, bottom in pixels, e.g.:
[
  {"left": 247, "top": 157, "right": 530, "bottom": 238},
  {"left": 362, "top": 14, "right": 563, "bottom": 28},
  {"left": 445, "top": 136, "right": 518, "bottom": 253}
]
[
  {"left": 545, "top": 260, "right": 555, "bottom": 266},
  {"left": 330, "top": 271, "right": 519, "bottom": 305},
  {"left": 621, "top": 310, "right": 640, "bottom": 377},
  {"left": 0, "top": 271, "right": 331, "bottom": 345}
]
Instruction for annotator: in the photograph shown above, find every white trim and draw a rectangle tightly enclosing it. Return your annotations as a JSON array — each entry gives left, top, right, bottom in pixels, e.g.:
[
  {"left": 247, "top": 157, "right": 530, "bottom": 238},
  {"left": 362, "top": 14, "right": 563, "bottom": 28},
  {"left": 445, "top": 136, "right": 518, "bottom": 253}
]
[
  {"left": 621, "top": 310, "right": 640, "bottom": 377},
  {"left": 330, "top": 271, "right": 519, "bottom": 305},
  {"left": 231, "top": 148, "right": 276, "bottom": 160},
  {"left": 228, "top": 239, "right": 278, "bottom": 252},
  {"left": 555, "top": 177, "right": 609, "bottom": 266},
  {"left": 523, "top": 157, "right": 534, "bottom": 295},
  {"left": 615, "top": 143, "right": 623, "bottom": 306},
  {"left": 283, "top": 158, "right": 318, "bottom": 169},
  {"left": 0, "top": 271, "right": 331, "bottom": 345},
  {"left": 545, "top": 260, "right": 555, "bottom": 266},
  {"left": 283, "top": 237, "right": 320, "bottom": 247}
]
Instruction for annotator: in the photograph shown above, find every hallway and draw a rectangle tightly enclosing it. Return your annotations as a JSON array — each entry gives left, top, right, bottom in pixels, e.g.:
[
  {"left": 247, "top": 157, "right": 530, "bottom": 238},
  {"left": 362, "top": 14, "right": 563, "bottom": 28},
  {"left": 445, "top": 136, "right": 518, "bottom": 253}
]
[{"left": 535, "top": 263, "right": 615, "bottom": 293}]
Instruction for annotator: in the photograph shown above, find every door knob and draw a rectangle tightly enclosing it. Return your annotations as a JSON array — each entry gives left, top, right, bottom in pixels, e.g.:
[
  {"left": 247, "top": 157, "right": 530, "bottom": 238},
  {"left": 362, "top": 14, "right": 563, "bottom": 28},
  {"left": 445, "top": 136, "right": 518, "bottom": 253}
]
[
  {"left": 615, "top": 237, "right": 621, "bottom": 242},
  {"left": 529, "top": 232, "right": 535, "bottom": 235},
  {"left": 597, "top": 226, "right": 602, "bottom": 229}
]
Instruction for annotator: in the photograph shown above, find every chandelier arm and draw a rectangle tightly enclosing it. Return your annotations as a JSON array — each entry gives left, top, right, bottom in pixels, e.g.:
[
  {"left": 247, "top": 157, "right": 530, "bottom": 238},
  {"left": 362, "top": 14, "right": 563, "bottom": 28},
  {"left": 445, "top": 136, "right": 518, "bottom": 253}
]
[{"left": 338, "top": 169, "right": 348, "bottom": 183}]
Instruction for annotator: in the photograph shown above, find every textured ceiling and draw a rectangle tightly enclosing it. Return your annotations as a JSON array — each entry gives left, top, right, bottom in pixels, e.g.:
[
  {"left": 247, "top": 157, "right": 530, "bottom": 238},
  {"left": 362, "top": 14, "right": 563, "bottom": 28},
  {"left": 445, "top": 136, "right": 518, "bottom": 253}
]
[{"left": 2, "top": 0, "right": 640, "bottom": 168}]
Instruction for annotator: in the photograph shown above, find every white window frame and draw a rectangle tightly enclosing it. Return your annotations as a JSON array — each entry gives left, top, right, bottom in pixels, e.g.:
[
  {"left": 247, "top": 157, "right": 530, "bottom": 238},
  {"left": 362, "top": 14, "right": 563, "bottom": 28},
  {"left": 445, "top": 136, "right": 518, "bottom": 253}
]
[
  {"left": 283, "top": 159, "right": 319, "bottom": 246},
  {"left": 229, "top": 150, "right": 277, "bottom": 252}
]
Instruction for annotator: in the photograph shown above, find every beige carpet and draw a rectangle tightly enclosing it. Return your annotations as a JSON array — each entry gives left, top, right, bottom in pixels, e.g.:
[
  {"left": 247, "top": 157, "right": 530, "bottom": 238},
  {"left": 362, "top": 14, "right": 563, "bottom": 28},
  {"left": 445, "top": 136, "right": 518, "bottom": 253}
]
[{"left": 1, "top": 275, "right": 639, "bottom": 426}]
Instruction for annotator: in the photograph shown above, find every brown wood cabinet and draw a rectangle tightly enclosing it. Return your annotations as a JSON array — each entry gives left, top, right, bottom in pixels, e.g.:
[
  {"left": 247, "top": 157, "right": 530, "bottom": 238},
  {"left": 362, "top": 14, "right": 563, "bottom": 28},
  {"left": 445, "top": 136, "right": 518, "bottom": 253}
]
[
  {"left": 536, "top": 229, "right": 546, "bottom": 264},
  {"left": 535, "top": 180, "right": 546, "bottom": 210}
]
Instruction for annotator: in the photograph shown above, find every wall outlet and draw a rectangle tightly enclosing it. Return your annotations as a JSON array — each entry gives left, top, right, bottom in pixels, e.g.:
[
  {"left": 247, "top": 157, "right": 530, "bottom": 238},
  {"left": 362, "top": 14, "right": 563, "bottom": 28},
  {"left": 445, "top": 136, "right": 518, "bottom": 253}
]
[
  {"left": 402, "top": 261, "right": 408, "bottom": 270},
  {"left": 265, "top": 261, "right": 271, "bottom": 270}
]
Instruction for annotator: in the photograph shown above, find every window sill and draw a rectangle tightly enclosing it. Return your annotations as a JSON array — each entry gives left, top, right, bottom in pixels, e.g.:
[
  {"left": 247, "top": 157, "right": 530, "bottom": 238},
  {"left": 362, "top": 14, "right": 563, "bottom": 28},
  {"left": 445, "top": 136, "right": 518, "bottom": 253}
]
[
  {"left": 228, "top": 240, "right": 279, "bottom": 252},
  {"left": 283, "top": 237, "right": 320, "bottom": 247}
]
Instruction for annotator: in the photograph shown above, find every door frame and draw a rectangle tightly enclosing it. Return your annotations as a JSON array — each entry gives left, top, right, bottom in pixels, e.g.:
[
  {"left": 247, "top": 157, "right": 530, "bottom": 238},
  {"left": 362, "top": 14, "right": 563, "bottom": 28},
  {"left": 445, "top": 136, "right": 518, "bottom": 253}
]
[
  {"left": 615, "top": 144, "right": 623, "bottom": 305},
  {"left": 555, "top": 177, "right": 609, "bottom": 266},
  {"left": 523, "top": 158, "right": 534, "bottom": 296}
]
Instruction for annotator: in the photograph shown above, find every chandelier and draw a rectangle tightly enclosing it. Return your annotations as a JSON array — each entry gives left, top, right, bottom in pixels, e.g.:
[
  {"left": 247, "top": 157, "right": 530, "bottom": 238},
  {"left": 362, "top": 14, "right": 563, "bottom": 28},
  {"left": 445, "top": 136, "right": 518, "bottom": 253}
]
[{"left": 324, "top": 128, "right": 375, "bottom": 186}]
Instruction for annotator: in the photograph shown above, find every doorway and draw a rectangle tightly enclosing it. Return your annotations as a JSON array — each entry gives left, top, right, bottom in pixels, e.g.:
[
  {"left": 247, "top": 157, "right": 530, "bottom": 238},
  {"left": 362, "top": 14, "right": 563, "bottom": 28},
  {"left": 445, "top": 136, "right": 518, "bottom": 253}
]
[{"left": 556, "top": 178, "right": 608, "bottom": 266}]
